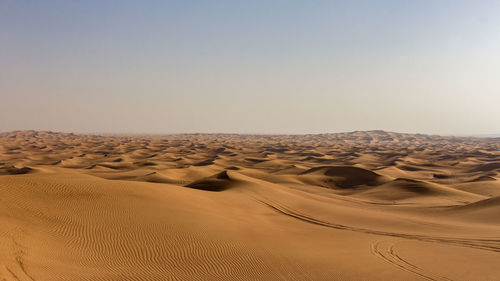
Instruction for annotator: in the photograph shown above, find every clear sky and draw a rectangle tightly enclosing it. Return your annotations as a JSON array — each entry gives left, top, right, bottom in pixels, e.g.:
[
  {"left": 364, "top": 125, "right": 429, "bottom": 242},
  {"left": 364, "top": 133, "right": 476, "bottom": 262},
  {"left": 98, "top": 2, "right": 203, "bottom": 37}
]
[{"left": 1, "top": 0, "right": 499, "bottom": 135}]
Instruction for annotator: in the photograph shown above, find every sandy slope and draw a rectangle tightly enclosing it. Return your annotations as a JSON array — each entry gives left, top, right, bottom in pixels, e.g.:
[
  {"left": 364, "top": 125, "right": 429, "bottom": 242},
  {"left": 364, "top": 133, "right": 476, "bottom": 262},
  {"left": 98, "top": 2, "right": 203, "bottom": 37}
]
[{"left": 0, "top": 130, "right": 499, "bottom": 280}]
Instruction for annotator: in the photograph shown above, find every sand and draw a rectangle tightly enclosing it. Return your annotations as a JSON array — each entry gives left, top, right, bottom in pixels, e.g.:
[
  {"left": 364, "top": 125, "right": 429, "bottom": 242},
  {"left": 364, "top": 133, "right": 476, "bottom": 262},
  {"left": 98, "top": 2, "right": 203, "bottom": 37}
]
[{"left": 0, "top": 130, "right": 499, "bottom": 280}]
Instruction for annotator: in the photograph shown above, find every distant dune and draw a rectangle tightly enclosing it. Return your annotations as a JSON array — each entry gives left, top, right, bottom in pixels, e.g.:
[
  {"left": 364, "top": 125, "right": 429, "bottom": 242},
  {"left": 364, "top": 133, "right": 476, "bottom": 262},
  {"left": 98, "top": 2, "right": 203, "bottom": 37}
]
[{"left": 0, "top": 130, "right": 499, "bottom": 280}]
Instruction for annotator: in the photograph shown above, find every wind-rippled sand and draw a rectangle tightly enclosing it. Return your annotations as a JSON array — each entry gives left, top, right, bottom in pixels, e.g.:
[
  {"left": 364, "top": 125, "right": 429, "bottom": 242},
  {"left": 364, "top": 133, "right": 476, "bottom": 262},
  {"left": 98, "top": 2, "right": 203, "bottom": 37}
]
[{"left": 0, "top": 130, "right": 499, "bottom": 280}]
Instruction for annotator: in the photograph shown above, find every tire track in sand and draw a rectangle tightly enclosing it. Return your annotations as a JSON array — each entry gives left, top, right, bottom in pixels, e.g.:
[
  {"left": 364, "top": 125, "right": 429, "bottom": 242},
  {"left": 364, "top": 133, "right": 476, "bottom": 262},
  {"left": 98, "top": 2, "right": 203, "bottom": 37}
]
[
  {"left": 259, "top": 198, "right": 460, "bottom": 280},
  {"left": 370, "top": 240, "right": 452, "bottom": 281},
  {"left": 257, "top": 198, "right": 500, "bottom": 253}
]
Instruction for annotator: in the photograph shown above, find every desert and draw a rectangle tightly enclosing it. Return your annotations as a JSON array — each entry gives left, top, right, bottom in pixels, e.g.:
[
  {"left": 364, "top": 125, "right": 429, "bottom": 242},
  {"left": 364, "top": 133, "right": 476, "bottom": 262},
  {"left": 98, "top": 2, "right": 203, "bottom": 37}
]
[
  {"left": 3, "top": 1, "right": 500, "bottom": 280},
  {"left": 0, "top": 130, "right": 499, "bottom": 280}
]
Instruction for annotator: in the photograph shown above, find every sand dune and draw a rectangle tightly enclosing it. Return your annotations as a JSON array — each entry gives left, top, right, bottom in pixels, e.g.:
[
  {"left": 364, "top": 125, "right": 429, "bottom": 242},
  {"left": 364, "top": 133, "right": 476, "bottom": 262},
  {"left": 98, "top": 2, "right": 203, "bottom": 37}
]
[
  {"left": 447, "top": 196, "right": 500, "bottom": 223},
  {"left": 299, "top": 165, "right": 390, "bottom": 188},
  {"left": 185, "top": 170, "right": 236, "bottom": 191},
  {"left": 0, "top": 130, "right": 499, "bottom": 280},
  {"left": 354, "top": 178, "right": 485, "bottom": 204}
]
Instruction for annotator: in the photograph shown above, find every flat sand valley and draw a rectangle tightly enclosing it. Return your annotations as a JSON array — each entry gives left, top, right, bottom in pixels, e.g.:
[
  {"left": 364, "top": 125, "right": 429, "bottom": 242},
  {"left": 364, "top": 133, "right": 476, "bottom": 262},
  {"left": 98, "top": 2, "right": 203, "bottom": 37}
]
[{"left": 0, "top": 130, "right": 499, "bottom": 280}]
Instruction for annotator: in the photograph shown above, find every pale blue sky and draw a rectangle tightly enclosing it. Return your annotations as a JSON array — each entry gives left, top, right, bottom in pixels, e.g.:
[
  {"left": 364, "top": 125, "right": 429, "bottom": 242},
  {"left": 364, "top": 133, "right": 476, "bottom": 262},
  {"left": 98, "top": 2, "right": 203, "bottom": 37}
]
[{"left": 1, "top": 1, "right": 499, "bottom": 134}]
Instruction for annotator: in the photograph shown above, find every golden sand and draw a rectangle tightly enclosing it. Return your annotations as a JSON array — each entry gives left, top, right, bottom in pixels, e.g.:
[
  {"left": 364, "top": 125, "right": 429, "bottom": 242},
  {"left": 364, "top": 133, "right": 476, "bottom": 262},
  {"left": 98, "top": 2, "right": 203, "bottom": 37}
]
[{"left": 0, "top": 130, "right": 499, "bottom": 280}]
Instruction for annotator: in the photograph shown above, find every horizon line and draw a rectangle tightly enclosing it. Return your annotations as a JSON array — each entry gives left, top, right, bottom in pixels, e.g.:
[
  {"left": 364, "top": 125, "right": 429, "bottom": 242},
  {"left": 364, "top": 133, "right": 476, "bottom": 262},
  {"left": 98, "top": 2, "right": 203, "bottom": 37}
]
[{"left": 2, "top": 129, "right": 500, "bottom": 139}]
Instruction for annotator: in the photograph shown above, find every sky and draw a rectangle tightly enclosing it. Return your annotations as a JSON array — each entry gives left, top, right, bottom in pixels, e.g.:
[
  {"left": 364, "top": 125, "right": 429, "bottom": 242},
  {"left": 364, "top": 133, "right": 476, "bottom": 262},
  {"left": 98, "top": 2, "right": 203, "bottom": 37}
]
[{"left": 1, "top": 0, "right": 499, "bottom": 135}]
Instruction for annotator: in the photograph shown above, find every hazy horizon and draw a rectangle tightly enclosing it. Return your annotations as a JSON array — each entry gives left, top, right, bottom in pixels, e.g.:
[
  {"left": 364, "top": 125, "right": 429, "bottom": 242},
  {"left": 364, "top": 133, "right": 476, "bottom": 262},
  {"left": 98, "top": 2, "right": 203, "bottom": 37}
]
[
  {"left": 3, "top": 129, "right": 500, "bottom": 139},
  {"left": 2, "top": 1, "right": 499, "bottom": 135}
]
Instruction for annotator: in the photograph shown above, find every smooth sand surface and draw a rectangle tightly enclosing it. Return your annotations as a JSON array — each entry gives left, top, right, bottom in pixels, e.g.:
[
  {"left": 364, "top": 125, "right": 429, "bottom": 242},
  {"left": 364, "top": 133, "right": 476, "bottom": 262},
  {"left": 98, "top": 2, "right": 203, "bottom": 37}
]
[{"left": 0, "top": 130, "right": 499, "bottom": 280}]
